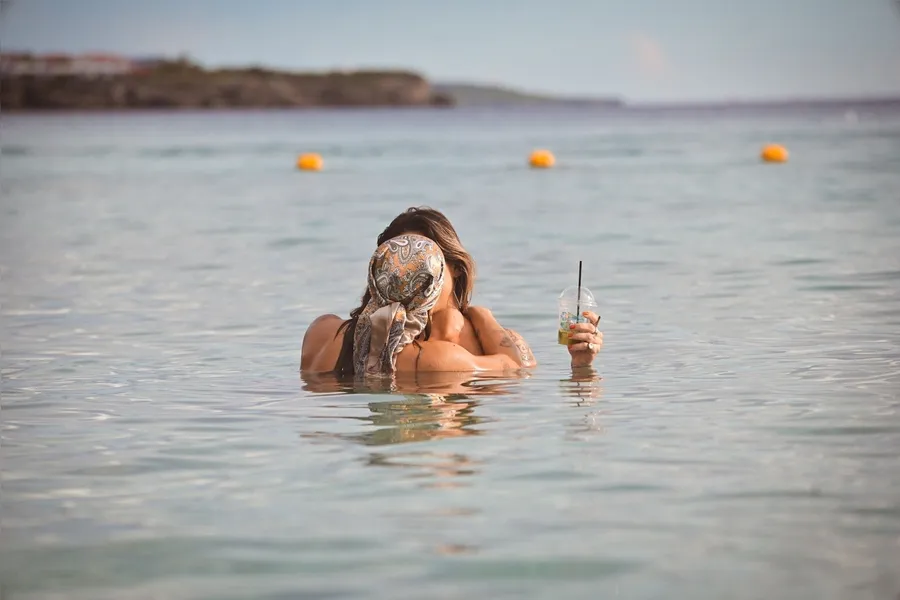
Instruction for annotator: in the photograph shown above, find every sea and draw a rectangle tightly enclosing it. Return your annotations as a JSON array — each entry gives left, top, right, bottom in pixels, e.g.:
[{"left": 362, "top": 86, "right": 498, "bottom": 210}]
[{"left": 2, "top": 104, "right": 899, "bottom": 600}]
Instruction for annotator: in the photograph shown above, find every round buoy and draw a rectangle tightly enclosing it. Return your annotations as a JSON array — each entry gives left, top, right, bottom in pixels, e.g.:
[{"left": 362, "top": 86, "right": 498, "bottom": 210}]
[
  {"left": 760, "top": 144, "right": 788, "bottom": 163},
  {"left": 296, "top": 153, "right": 323, "bottom": 171},
  {"left": 529, "top": 149, "right": 555, "bottom": 169}
]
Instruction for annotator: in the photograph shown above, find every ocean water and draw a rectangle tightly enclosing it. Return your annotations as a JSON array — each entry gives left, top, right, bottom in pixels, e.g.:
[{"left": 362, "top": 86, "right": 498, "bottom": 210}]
[{"left": 2, "top": 106, "right": 899, "bottom": 600}]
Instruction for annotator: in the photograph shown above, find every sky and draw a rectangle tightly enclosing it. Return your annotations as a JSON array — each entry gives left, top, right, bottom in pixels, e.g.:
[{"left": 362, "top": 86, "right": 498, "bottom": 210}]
[{"left": 2, "top": 0, "right": 900, "bottom": 102}]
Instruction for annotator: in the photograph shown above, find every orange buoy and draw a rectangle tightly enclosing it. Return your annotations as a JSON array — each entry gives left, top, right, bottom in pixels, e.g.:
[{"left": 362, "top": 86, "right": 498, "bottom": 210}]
[
  {"left": 760, "top": 144, "right": 788, "bottom": 163},
  {"left": 296, "top": 153, "right": 323, "bottom": 171},
  {"left": 528, "top": 149, "right": 555, "bottom": 169}
]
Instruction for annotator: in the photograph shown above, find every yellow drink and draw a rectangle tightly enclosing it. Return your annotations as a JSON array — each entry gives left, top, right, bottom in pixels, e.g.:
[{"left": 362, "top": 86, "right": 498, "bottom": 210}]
[{"left": 558, "top": 285, "right": 597, "bottom": 346}]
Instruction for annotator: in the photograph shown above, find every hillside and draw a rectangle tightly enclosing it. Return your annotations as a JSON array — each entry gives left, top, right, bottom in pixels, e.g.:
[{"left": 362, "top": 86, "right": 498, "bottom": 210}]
[
  {"left": 1, "top": 59, "right": 454, "bottom": 110},
  {"left": 433, "top": 82, "right": 624, "bottom": 107}
]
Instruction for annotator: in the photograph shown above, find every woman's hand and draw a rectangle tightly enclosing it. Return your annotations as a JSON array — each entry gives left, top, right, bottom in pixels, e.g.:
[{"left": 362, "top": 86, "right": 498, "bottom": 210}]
[{"left": 567, "top": 311, "right": 602, "bottom": 368}]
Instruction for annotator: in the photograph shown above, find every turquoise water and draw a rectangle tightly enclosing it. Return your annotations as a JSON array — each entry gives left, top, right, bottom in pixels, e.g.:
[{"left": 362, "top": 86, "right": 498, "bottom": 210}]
[{"left": 2, "top": 107, "right": 900, "bottom": 599}]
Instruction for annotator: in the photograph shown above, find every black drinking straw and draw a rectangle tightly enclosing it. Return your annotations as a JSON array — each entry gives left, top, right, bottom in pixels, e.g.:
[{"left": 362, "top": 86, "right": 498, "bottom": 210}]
[{"left": 576, "top": 260, "right": 583, "bottom": 322}]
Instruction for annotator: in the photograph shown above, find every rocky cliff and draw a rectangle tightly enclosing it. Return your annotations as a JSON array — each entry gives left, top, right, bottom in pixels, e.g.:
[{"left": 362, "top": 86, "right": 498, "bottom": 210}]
[{"left": 1, "top": 61, "right": 454, "bottom": 110}]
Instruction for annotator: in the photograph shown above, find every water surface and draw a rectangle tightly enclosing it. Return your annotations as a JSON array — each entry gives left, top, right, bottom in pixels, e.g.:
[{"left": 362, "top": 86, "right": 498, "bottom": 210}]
[{"left": 2, "top": 107, "right": 900, "bottom": 599}]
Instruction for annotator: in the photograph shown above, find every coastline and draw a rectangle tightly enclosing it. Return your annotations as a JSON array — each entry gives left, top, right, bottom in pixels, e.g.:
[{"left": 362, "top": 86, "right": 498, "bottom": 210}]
[
  {"left": 4, "top": 97, "right": 899, "bottom": 116},
  {"left": 2, "top": 54, "right": 898, "bottom": 114},
  {"left": 3, "top": 53, "right": 899, "bottom": 113},
  {"left": 0, "top": 60, "right": 454, "bottom": 111}
]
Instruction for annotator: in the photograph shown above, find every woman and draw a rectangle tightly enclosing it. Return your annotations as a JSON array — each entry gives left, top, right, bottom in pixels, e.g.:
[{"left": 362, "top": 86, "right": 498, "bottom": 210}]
[
  {"left": 300, "top": 207, "right": 602, "bottom": 374},
  {"left": 302, "top": 232, "right": 534, "bottom": 374}
]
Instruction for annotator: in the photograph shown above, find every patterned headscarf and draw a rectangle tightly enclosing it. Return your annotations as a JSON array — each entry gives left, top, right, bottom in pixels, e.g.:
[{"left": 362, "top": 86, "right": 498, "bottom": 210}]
[{"left": 353, "top": 234, "right": 446, "bottom": 377}]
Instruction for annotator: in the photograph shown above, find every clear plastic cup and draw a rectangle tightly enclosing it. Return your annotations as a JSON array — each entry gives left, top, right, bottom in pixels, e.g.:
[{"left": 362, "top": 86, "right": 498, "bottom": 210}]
[{"left": 558, "top": 285, "right": 598, "bottom": 345}]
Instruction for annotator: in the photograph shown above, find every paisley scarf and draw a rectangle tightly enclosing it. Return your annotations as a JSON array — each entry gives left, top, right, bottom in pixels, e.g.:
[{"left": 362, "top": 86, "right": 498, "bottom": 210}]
[{"left": 353, "top": 234, "right": 445, "bottom": 377}]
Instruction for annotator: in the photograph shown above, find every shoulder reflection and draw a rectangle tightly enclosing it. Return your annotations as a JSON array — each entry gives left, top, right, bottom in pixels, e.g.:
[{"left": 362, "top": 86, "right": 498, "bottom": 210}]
[
  {"left": 300, "top": 370, "right": 529, "bottom": 397},
  {"left": 300, "top": 370, "right": 529, "bottom": 446}
]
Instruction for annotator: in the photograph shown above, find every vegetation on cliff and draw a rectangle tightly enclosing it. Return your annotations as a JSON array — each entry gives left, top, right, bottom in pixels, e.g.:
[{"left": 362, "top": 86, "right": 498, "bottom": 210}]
[
  {"left": 433, "top": 83, "right": 624, "bottom": 107},
  {"left": 1, "top": 57, "right": 454, "bottom": 110}
]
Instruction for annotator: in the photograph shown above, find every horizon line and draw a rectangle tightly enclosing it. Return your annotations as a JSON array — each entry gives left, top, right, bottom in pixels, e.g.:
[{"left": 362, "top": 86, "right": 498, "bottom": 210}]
[{"left": 3, "top": 50, "right": 900, "bottom": 106}]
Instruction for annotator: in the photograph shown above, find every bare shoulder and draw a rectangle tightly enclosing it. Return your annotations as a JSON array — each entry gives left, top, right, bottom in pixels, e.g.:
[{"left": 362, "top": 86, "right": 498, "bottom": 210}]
[
  {"left": 301, "top": 314, "right": 346, "bottom": 372},
  {"left": 304, "top": 314, "right": 344, "bottom": 343}
]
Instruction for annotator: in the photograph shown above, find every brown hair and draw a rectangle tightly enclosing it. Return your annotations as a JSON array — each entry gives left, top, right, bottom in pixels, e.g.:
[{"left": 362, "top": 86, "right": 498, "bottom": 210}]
[{"left": 334, "top": 207, "right": 476, "bottom": 376}]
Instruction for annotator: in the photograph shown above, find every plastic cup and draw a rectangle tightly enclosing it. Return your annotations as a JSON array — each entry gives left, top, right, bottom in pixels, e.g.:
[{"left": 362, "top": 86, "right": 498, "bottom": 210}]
[{"left": 558, "top": 285, "right": 598, "bottom": 345}]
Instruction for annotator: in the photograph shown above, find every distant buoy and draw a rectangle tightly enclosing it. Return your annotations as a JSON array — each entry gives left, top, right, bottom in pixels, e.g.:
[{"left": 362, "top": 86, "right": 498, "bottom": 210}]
[
  {"left": 297, "top": 153, "right": 323, "bottom": 171},
  {"left": 529, "top": 149, "right": 555, "bottom": 169},
  {"left": 760, "top": 144, "right": 788, "bottom": 163}
]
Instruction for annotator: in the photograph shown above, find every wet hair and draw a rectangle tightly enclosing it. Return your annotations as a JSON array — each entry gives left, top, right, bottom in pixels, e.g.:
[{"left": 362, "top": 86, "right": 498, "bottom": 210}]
[{"left": 334, "top": 207, "right": 476, "bottom": 376}]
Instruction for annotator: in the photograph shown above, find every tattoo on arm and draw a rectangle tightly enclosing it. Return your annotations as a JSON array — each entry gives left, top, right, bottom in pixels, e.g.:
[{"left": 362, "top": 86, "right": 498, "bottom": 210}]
[
  {"left": 473, "top": 324, "right": 535, "bottom": 366},
  {"left": 503, "top": 328, "right": 535, "bottom": 363}
]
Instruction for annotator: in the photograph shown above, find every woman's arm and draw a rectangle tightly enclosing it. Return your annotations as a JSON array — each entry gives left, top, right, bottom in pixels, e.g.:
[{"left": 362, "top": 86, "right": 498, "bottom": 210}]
[
  {"left": 465, "top": 307, "right": 537, "bottom": 368},
  {"left": 418, "top": 341, "right": 520, "bottom": 372}
]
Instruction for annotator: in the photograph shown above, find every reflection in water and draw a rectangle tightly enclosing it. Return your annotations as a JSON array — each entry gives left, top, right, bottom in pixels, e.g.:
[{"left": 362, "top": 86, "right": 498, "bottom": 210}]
[
  {"left": 300, "top": 370, "right": 528, "bottom": 398},
  {"left": 560, "top": 366, "right": 604, "bottom": 406},
  {"left": 367, "top": 451, "right": 480, "bottom": 489},
  {"left": 346, "top": 394, "right": 485, "bottom": 446},
  {"left": 300, "top": 371, "right": 526, "bottom": 489},
  {"left": 560, "top": 367, "right": 605, "bottom": 438},
  {"left": 300, "top": 370, "right": 524, "bottom": 445}
]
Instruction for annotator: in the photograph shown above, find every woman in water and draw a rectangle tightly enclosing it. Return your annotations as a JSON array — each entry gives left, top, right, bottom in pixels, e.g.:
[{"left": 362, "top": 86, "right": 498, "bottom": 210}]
[{"left": 300, "top": 207, "right": 602, "bottom": 375}]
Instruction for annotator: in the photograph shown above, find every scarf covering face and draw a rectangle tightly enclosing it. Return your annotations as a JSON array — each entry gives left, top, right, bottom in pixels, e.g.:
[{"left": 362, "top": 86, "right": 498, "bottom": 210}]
[{"left": 353, "top": 234, "right": 446, "bottom": 377}]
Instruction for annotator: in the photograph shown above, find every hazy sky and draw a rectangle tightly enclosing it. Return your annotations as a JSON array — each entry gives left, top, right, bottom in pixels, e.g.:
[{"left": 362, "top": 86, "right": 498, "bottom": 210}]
[{"left": 3, "top": 0, "right": 900, "bottom": 102}]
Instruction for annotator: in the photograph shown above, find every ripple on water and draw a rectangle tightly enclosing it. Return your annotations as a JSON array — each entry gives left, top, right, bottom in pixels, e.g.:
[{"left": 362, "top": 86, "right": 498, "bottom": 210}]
[
  {"left": 3, "top": 109, "right": 900, "bottom": 600},
  {"left": 0, "top": 536, "right": 390, "bottom": 597}
]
